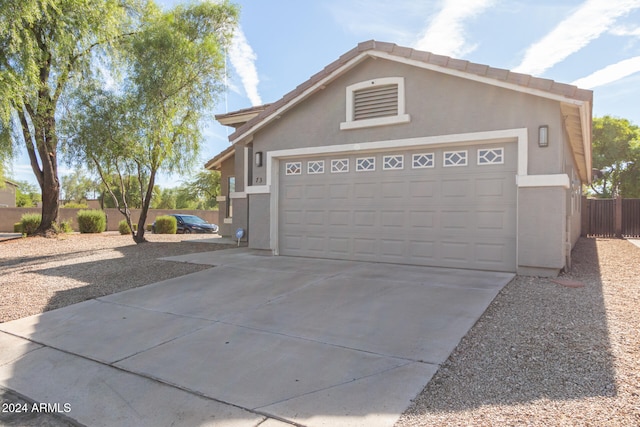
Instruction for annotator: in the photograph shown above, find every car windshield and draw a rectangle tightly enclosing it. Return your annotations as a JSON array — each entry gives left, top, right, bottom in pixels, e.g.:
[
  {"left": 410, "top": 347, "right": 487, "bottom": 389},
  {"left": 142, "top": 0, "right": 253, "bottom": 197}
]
[{"left": 180, "top": 215, "right": 207, "bottom": 224}]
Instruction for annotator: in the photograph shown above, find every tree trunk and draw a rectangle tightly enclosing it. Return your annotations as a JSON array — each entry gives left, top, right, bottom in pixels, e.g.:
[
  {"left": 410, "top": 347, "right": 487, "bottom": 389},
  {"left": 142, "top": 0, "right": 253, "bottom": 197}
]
[
  {"left": 34, "top": 111, "right": 60, "bottom": 235},
  {"left": 21, "top": 103, "right": 60, "bottom": 235},
  {"left": 37, "top": 170, "right": 60, "bottom": 234},
  {"left": 133, "top": 169, "right": 157, "bottom": 244}
]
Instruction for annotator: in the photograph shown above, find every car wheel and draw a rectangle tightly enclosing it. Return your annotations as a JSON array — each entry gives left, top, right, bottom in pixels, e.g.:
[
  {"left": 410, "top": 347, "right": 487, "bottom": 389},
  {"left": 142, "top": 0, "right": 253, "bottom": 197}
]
[{"left": 184, "top": 228, "right": 191, "bottom": 234}]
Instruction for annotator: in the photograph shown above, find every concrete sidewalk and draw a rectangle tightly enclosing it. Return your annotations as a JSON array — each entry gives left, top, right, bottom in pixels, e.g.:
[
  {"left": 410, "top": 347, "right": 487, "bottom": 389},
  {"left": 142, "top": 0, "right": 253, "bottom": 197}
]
[
  {"left": 0, "top": 233, "right": 21, "bottom": 242},
  {"left": 0, "top": 249, "right": 514, "bottom": 426}
]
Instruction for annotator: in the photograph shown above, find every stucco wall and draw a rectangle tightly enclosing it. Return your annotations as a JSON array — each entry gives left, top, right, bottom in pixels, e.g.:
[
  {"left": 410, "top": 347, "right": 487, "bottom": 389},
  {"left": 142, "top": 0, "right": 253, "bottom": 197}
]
[
  {"left": 248, "top": 193, "right": 271, "bottom": 250},
  {"left": 247, "top": 58, "right": 566, "bottom": 187},
  {"left": 0, "top": 184, "right": 17, "bottom": 207},
  {"left": 231, "top": 57, "right": 580, "bottom": 274},
  {"left": 217, "top": 153, "right": 236, "bottom": 238},
  {"left": 517, "top": 187, "right": 567, "bottom": 275},
  {"left": 563, "top": 138, "right": 583, "bottom": 248}
]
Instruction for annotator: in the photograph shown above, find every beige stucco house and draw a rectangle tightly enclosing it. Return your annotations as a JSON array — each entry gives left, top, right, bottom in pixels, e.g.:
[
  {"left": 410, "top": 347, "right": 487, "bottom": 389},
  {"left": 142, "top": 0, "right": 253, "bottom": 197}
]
[
  {"left": 0, "top": 180, "right": 18, "bottom": 207},
  {"left": 206, "top": 40, "right": 592, "bottom": 277}
]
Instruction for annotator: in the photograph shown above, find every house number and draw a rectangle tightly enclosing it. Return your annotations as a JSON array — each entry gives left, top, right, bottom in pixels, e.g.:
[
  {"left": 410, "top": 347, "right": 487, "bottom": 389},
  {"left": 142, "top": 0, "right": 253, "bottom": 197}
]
[{"left": 255, "top": 177, "right": 263, "bottom": 184}]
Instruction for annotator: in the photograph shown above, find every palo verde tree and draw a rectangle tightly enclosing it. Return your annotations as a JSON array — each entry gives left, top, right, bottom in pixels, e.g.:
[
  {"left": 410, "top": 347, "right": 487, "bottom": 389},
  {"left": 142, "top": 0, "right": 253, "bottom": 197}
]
[
  {"left": 591, "top": 116, "right": 640, "bottom": 198},
  {"left": 0, "top": 0, "right": 144, "bottom": 235},
  {"left": 63, "top": 1, "right": 238, "bottom": 243}
]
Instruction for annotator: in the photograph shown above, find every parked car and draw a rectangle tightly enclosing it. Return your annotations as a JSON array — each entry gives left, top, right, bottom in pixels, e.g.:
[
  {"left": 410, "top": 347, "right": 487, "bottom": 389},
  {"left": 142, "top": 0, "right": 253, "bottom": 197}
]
[{"left": 152, "top": 214, "right": 218, "bottom": 234}]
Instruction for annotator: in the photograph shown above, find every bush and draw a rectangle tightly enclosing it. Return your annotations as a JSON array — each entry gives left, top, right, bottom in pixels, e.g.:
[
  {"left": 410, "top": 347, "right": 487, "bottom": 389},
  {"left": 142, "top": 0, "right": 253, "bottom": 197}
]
[
  {"left": 53, "top": 220, "right": 73, "bottom": 234},
  {"left": 20, "top": 213, "right": 41, "bottom": 236},
  {"left": 118, "top": 220, "right": 131, "bottom": 235},
  {"left": 146, "top": 224, "right": 153, "bottom": 232},
  {"left": 154, "top": 215, "right": 177, "bottom": 234},
  {"left": 77, "top": 209, "right": 106, "bottom": 233},
  {"left": 13, "top": 222, "right": 23, "bottom": 233}
]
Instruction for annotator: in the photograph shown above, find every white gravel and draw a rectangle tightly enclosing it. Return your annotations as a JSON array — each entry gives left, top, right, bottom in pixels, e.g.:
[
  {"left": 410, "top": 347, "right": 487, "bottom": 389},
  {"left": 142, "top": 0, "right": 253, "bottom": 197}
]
[
  {"left": 0, "top": 232, "right": 235, "bottom": 323},
  {"left": 396, "top": 238, "right": 640, "bottom": 427}
]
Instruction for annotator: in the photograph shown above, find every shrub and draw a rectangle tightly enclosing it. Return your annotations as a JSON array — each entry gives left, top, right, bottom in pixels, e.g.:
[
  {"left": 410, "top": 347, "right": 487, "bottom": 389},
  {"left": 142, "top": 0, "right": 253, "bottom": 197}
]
[
  {"left": 20, "top": 213, "right": 41, "bottom": 236},
  {"left": 118, "top": 220, "right": 131, "bottom": 235},
  {"left": 77, "top": 210, "right": 106, "bottom": 233},
  {"left": 146, "top": 224, "right": 153, "bottom": 232},
  {"left": 53, "top": 220, "right": 73, "bottom": 234},
  {"left": 154, "top": 215, "right": 177, "bottom": 234},
  {"left": 13, "top": 222, "right": 23, "bottom": 233}
]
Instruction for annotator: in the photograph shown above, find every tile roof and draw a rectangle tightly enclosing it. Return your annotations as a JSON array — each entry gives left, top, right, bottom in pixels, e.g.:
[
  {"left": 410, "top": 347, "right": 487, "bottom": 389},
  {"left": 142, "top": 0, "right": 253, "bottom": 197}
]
[{"left": 226, "top": 40, "right": 593, "bottom": 143}]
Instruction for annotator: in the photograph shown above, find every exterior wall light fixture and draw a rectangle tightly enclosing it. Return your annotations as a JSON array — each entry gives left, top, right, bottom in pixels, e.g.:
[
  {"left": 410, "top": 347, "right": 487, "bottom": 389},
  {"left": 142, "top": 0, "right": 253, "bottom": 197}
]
[
  {"left": 538, "top": 125, "right": 549, "bottom": 147},
  {"left": 255, "top": 151, "right": 263, "bottom": 167}
]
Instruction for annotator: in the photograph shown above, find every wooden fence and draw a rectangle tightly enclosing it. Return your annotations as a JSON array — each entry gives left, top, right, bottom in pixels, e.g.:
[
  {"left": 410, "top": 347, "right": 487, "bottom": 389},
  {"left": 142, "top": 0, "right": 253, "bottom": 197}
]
[{"left": 582, "top": 197, "right": 640, "bottom": 238}]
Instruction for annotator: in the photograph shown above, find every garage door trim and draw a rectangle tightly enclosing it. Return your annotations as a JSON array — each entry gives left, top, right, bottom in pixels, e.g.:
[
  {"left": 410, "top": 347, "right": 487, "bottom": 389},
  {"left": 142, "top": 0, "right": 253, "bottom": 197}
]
[{"left": 265, "top": 128, "right": 528, "bottom": 265}]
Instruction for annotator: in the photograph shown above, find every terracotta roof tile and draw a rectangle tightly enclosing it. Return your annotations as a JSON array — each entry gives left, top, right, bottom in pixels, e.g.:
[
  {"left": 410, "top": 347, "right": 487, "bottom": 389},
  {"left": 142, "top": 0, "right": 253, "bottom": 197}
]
[
  {"left": 227, "top": 40, "right": 593, "bottom": 142},
  {"left": 485, "top": 67, "right": 510, "bottom": 81},
  {"left": 427, "top": 53, "right": 450, "bottom": 67},
  {"left": 391, "top": 45, "right": 413, "bottom": 58},
  {"left": 410, "top": 50, "right": 431, "bottom": 62},
  {"left": 527, "top": 77, "right": 555, "bottom": 92},
  {"left": 446, "top": 58, "right": 470, "bottom": 72},
  {"left": 506, "top": 72, "right": 531, "bottom": 86},
  {"left": 465, "top": 62, "right": 489, "bottom": 75}
]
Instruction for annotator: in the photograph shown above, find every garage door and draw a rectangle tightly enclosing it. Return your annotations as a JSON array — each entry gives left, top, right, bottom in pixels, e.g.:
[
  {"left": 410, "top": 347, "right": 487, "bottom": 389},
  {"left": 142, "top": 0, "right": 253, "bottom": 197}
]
[{"left": 278, "top": 143, "right": 517, "bottom": 272}]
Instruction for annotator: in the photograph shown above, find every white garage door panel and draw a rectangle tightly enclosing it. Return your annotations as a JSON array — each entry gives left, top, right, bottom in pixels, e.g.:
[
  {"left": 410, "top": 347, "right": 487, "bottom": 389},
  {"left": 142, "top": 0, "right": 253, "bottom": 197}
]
[{"left": 279, "top": 144, "right": 517, "bottom": 272}]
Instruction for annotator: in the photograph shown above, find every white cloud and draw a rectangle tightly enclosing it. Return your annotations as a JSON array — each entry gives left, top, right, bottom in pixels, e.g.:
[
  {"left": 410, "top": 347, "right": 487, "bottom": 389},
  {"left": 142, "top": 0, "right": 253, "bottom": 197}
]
[
  {"left": 514, "top": 0, "right": 640, "bottom": 76},
  {"left": 572, "top": 56, "right": 640, "bottom": 88},
  {"left": 228, "top": 26, "right": 262, "bottom": 106},
  {"left": 610, "top": 25, "right": 640, "bottom": 37},
  {"left": 414, "top": 0, "right": 496, "bottom": 57}
]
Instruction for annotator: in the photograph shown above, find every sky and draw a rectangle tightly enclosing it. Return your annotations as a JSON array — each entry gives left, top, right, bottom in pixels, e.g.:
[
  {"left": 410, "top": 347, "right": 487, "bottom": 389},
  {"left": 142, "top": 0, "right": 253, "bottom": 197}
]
[{"left": 9, "top": 0, "right": 640, "bottom": 189}]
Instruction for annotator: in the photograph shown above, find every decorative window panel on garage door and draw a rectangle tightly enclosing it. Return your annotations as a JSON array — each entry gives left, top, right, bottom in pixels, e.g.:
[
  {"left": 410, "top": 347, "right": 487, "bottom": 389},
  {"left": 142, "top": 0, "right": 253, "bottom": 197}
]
[{"left": 278, "top": 143, "right": 517, "bottom": 272}]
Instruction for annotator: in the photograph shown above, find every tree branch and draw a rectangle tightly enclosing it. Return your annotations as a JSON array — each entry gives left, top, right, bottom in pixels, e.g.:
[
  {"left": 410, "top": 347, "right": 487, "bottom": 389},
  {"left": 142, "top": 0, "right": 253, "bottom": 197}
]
[{"left": 17, "top": 106, "right": 44, "bottom": 188}]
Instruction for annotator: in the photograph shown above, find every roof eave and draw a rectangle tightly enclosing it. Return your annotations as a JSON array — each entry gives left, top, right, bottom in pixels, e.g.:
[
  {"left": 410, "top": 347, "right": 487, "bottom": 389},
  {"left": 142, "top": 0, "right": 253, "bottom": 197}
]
[
  {"left": 228, "top": 41, "right": 594, "bottom": 146},
  {"left": 204, "top": 145, "right": 235, "bottom": 171}
]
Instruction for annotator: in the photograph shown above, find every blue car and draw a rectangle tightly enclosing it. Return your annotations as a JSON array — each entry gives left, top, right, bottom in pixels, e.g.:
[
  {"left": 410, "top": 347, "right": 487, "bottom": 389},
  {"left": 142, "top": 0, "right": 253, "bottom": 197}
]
[{"left": 153, "top": 214, "right": 218, "bottom": 234}]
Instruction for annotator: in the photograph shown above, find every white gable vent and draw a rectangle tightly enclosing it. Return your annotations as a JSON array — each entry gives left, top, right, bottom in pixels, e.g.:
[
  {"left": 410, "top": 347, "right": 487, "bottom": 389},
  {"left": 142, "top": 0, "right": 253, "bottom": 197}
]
[
  {"left": 353, "top": 84, "right": 398, "bottom": 120},
  {"left": 341, "top": 77, "right": 410, "bottom": 130}
]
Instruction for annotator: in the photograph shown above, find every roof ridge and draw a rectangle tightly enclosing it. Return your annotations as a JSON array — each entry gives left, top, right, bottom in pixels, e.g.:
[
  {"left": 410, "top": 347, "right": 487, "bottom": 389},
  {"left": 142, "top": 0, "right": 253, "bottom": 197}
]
[{"left": 226, "top": 40, "right": 593, "bottom": 142}]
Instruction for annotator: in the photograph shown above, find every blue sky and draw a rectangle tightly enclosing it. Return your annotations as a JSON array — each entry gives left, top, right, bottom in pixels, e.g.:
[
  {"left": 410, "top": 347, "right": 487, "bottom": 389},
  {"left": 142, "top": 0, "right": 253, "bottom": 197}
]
[{"left": 10, "top": 0, "right": 640, "bottom": 189}]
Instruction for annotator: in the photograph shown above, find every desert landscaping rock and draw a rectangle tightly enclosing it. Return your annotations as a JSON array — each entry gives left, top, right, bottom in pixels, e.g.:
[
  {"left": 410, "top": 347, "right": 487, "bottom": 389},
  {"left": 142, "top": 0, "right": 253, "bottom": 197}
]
[
  {"left": 396, "top": 238, "right": 640, "bottom": 427},
  {"left": 1, "top": 235, "right": 638, "bottom": 426},
  {"left": 0, "top": 232, "right": 234, "bottom": 323}
]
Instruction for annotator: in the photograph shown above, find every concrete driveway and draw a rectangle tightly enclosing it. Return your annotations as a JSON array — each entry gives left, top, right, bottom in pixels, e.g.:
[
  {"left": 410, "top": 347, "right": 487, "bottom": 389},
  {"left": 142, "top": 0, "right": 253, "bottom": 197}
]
[{"left": 0, "top": 248, "right": 513, "bottom": 427}]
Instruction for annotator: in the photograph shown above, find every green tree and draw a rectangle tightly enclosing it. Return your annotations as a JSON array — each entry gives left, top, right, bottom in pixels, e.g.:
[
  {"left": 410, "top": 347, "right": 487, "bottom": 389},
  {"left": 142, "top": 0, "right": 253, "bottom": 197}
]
[
  {"left": 0, "top": 0, "right": 143, "bottom": 235},
  {"left": 13, "top": 180, "right": 41, "bottom": 207},
  {"left": 591, "top": 116, "right": 640, "bottom": 198},
  {"left": 61, "top": 169, "right": 100, "bottom": 204},
  {"left": 99, "top": 173, "right": 144, "bottom": 209},
  {"left": 180, "top": 170, "right": 220, "bottom": 210},
  {"left": 63, "top": 1, "right": 238, "bottom": 242},
  {"left": 152, "top": 187, "right": 177, "bottom": 209}
]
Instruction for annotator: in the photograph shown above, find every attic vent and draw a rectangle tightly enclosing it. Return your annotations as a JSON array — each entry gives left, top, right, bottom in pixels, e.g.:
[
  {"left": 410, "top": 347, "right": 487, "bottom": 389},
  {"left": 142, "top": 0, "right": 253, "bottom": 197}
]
[
  {"left": 353, "top": 84, "right": 398, "bottom": 120},
  {"left": 341, "top": 77, "right": 410, "bottom": 130}
]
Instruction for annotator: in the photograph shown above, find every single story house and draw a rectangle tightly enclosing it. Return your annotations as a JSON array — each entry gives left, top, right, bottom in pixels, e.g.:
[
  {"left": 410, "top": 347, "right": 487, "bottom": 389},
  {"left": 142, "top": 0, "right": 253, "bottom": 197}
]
[
  {"left": 206, "top": 40, "right": 592, "bottom": 277},
  {"left": 0, "top": 180, "right": 19, "bottom": 207}
]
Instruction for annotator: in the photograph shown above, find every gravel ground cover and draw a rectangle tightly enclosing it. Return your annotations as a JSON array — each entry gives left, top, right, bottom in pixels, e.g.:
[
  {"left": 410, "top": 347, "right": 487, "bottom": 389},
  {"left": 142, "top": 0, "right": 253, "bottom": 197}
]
[
  {"left": 397, "top": 238, "right": 640, "bottom": 427},
  {"left": 1, "top": 235, "right": 638, "bottom": 426},
  {"left": 0, "top": 232, "right": 235, "bottom": 323}
]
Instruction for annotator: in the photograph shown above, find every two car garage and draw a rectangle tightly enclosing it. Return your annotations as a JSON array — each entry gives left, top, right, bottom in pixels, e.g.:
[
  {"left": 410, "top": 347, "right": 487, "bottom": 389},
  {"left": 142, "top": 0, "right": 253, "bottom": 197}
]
[{"left": 278, "top": 142, "right": 518, "bottom": 272}]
